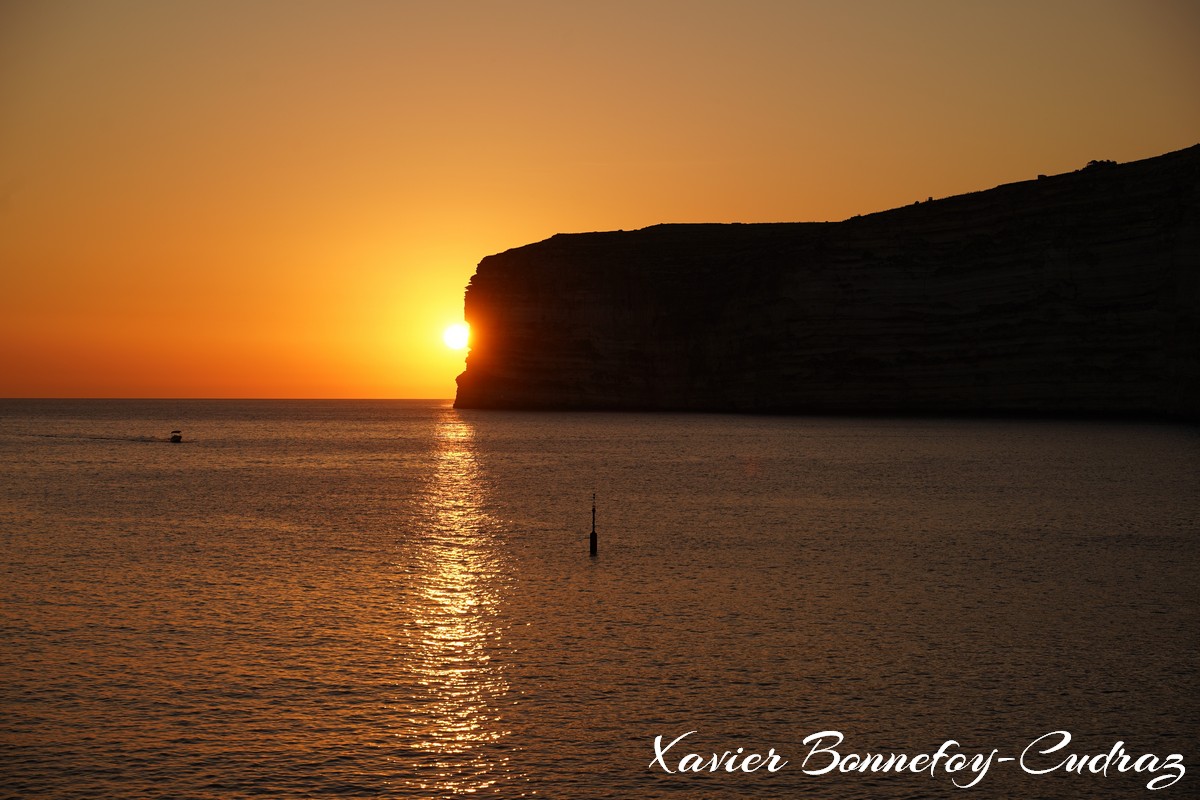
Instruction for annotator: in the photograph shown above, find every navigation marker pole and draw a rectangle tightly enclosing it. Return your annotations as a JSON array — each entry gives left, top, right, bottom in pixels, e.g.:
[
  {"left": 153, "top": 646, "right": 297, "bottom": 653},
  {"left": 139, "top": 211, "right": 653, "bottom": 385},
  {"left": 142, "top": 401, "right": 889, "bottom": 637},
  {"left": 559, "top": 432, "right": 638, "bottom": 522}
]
[{"left": 590, "top": 492, "right": 598, "bottom": 557}]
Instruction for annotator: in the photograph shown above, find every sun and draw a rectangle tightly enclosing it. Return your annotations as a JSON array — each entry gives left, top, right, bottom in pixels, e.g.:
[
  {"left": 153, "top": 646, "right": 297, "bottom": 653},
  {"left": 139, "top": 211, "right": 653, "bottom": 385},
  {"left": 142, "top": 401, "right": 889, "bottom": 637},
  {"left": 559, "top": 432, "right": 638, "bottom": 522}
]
[{"left": 443, "top": 322, "right": 470, "bottom": 350}]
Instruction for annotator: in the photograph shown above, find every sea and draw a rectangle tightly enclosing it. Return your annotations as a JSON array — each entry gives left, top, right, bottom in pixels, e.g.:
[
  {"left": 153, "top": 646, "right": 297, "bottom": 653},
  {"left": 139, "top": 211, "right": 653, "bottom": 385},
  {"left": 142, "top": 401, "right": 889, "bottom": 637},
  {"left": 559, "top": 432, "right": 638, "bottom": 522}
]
[{"left": 1, "top": 399, "right": 1196, "bottom": 799}]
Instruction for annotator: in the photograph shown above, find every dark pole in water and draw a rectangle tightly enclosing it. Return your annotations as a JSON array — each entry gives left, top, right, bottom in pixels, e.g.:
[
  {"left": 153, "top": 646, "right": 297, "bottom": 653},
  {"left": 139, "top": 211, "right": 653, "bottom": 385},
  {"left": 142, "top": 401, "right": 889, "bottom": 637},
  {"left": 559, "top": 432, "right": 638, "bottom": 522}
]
[{"left": 590, "top": 492, "right": 597, "bottom": 557}]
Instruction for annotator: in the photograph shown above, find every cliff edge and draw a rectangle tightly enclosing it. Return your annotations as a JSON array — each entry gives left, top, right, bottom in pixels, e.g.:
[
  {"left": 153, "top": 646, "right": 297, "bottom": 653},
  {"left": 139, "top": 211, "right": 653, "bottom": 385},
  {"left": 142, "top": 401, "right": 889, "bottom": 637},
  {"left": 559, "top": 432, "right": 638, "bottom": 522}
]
[{"left": 455, "top": 145, "right": 1200, "bottom": 419}]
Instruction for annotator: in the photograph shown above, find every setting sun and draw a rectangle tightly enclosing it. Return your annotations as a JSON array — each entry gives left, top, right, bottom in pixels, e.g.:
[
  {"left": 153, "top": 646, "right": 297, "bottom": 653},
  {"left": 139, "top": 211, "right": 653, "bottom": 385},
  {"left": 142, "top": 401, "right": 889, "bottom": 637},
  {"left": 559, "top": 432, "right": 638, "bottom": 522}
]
[{"left": 443, "top": 323, "right": 470, "bottom": 350}]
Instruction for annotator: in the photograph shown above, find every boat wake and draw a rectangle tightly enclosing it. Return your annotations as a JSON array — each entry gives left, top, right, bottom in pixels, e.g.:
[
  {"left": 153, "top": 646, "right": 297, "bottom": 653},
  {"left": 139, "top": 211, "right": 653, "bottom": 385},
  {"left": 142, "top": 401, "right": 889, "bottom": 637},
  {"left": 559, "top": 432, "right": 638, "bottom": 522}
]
[{"left": 18, "top": 432, "right": 181, "bottom": 443}]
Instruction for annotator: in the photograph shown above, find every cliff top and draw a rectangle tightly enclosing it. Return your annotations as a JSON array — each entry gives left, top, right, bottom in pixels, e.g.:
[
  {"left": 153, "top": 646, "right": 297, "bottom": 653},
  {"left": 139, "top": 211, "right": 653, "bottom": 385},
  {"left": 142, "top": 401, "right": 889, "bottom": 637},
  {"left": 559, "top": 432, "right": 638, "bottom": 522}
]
[{"left": 481, "top": 143, "right": 1199, "bottom": 263}]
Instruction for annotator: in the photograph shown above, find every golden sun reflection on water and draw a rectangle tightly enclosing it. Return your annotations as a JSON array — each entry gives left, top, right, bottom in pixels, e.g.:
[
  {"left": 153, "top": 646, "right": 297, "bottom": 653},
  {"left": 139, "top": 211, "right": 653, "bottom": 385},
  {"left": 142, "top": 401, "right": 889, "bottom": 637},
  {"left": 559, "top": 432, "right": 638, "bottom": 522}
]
[{"left": 401, "top": 412, "right": 513, "bottom": 795}]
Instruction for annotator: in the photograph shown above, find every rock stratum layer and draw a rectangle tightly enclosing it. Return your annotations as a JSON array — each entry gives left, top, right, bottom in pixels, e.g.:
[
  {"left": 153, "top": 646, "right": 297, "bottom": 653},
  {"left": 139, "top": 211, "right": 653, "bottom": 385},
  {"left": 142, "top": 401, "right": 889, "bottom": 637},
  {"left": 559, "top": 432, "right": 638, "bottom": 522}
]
[{"left": 455, "top": 145, "right": 1200, "bottom": 419}]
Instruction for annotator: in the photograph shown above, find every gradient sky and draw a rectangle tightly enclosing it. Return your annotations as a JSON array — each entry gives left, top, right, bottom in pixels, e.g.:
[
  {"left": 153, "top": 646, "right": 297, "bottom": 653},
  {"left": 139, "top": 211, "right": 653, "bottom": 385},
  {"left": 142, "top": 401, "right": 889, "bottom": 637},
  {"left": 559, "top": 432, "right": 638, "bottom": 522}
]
[{"left": 2, "top": 0, "right": 1198, "bottom": 398}]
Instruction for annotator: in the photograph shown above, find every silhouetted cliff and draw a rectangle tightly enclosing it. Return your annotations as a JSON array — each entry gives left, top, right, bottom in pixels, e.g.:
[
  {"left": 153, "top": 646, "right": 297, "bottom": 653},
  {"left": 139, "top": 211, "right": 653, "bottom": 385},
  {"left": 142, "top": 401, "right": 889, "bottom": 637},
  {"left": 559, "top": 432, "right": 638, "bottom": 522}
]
[{"left": 455, "top": 145, "right": 1200, "bottom": 419}]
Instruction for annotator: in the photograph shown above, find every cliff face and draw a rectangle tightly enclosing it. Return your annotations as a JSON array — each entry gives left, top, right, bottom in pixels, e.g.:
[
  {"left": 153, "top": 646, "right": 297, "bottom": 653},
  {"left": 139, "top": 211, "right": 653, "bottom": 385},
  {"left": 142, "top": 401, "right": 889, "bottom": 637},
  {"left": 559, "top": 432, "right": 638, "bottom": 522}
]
[{"left": 455, "top": 145, "right": 1200, "bottom": 419}]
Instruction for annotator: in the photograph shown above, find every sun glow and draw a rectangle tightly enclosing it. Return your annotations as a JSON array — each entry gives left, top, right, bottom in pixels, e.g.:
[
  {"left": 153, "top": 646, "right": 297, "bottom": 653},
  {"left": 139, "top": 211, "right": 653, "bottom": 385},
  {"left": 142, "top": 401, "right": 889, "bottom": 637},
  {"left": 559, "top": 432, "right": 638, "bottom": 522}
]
[{"left": 443, "top": 323, "right": 470, "bottom": 350}]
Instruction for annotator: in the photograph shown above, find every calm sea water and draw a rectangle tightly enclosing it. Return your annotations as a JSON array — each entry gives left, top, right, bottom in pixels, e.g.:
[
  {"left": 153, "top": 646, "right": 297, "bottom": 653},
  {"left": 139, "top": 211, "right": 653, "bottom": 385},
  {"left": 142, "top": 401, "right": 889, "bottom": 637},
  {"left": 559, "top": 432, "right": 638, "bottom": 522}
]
[{"left": 0, "top": 400, "right": 1196, "bottom": 799}]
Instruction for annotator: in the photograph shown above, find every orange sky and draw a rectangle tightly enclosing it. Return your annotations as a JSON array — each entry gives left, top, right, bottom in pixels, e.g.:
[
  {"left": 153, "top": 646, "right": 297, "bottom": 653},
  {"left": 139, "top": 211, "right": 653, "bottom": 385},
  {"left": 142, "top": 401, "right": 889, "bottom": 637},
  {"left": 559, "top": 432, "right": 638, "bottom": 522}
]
[{"left": 2, "top": 0, "right": 1198, "bottom": 398}]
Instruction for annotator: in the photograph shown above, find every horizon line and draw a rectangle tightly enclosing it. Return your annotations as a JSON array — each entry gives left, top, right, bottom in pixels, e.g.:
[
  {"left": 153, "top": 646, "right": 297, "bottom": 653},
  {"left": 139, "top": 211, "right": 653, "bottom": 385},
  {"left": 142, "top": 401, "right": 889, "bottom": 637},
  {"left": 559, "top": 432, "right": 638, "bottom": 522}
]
[{"left": 0, "top": 397, "right": 456, "bottom": 402}]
